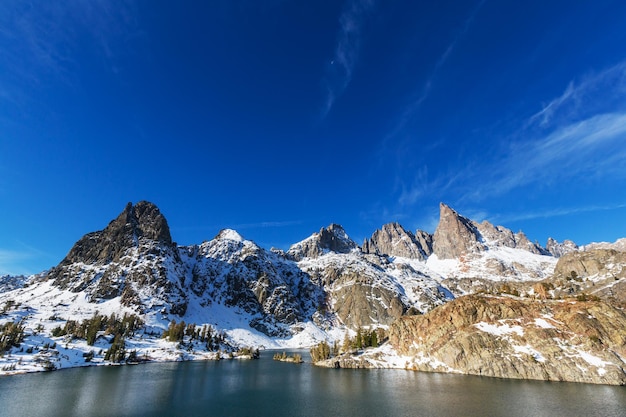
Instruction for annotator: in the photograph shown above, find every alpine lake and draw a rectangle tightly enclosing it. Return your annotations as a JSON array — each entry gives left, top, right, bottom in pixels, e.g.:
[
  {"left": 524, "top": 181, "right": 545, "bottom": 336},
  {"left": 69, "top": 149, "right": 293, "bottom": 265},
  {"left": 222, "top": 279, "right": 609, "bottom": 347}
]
[{"left": 0, "top": 350, "right": 624, "bottom": 417}]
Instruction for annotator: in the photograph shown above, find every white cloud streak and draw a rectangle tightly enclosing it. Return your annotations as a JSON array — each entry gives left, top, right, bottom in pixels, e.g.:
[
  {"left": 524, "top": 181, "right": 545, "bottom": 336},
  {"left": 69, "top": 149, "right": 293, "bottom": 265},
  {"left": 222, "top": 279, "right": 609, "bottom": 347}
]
[
  {"left": 493, "top": 203, "right": 626, "bottom": 224},
  {"left": 528, "top": 61, "right": 626, "bottom": 128},
  {"left": 386, "top": 0, "right": 485, "bottom": 141},
  {"left": 321, "top": 0, "right": 375, "bottom": 119},
  {"left": 479, "top": 112, "right": 626, "bottom": 198},
  {"left": 423, "top": 60, "right": 626, "bottom": 204},
  {"left": 0, "top": 1, "right": 141, "bottom": 98},
  {"left": 389, "top": 59, "right": 626, "bottom": 228}
]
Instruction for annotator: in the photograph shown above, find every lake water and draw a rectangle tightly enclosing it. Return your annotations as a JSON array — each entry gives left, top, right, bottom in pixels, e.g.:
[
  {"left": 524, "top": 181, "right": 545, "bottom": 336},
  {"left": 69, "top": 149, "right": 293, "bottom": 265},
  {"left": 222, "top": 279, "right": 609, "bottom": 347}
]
[{"left": 0, "top": 352, "right": 624, "bottom": 416}]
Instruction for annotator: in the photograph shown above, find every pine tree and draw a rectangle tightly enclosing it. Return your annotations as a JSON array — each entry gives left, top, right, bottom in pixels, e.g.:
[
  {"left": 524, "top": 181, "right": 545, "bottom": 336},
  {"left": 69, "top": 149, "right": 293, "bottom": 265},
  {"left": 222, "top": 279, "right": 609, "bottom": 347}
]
[
  {"left": 370, "top": 330, "right": 378, "bottom": 348},
  {"left": 355, "top": 327, "right": 363, "bottom": 349},
  {"left": 309, "top": 341, "right": 331, "bottom": 362},
  {"left": 342, "top": 333, "right": 351, "bottom": 353}
]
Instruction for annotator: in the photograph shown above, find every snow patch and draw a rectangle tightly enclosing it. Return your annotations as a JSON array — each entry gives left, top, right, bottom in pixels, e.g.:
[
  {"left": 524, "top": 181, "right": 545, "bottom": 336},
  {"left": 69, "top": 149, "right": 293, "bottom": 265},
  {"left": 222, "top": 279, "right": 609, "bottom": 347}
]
[{"left": 474, "top": 321, "right": 524, "bottom": 336}]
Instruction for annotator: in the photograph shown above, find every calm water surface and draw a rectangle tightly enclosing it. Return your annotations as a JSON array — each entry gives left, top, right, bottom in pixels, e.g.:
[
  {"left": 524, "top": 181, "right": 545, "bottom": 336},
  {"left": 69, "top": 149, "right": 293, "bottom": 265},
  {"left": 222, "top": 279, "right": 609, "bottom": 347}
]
[{"left": 0, "top": 352, "right": 624, "bottom": 416}]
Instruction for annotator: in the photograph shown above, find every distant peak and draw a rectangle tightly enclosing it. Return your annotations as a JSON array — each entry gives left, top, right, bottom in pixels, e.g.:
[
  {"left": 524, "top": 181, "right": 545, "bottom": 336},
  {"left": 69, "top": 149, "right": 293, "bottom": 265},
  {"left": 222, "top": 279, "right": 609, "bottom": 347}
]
[
  {"left": 363, "top": 222, "right": 430, "bottom": 260},
  {"left": 215, "top": 229, "right": 244, "bottom": 242},
  {"left": 287, "top": 223, "right": 357, "bottom": 260},
  {"left": 439, "top": 202, "right": 460, "bottom": 217},
  {"left": 323, "top": 223, "right": 348, "bottom": 236}
]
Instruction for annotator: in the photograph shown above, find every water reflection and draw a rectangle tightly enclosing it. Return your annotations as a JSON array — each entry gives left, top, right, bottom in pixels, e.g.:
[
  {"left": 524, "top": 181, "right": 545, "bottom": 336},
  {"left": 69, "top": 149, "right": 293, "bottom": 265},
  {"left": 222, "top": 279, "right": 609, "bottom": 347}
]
[{"left": 0, "top": 355, "right": 624, "bottom": 417}]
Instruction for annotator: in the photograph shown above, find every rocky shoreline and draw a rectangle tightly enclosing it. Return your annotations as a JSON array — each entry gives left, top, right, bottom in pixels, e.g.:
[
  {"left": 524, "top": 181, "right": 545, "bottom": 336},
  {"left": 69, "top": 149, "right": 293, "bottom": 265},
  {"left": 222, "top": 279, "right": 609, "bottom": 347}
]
[{"left": 314, "top": 294, "right": 626, "bottom": 386}]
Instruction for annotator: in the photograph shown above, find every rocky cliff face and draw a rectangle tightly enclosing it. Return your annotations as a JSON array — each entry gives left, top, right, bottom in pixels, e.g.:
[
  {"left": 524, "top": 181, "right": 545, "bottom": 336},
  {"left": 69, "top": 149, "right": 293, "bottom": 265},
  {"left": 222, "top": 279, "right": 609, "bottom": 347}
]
[
  {"left": 414, "top": 230, "right": 433, "bottom": 257},
  {"left": 548, "top": 249, "right": 626, "bottom": 304},
  {"left": 362, "top": 222, "right": 429, "bottom": 260},
  {"left": 388, "top": 294, "right": 626, "bottom": 385},
  {"left": 553, "top": 249, "right": 626, "bottom": 280},
  {"left": 41, "top": 202, "right": 563, "bottom": 331},
  {"left": 297, "top": 254, "right": 411, "bottom": 328},
  {"left": 46, "top": 201, "right": 188, "bottom": 314},
  {"left": 185, "top": 229, "right": 321, "bottom": 336},
  {"left": 432, "top": 203, "right": 484, "bottom": 259},
  {"left": 56, "top": 201, "right": 174, "bottom": 266},
  {"left": 5, "top": 200, "right": 626, "bottom": 383}
]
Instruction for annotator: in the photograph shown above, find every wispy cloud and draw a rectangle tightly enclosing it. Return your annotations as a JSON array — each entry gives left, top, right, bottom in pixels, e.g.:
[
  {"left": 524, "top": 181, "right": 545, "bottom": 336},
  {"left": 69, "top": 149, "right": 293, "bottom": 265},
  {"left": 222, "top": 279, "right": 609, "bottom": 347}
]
[
  {"left": 0, "top": 1, "right": 141, "bottom": 101},
  {"left": 321, "top": 0, "right": 375, "bottom": 119},
  {"left": 492, "top": 202, "right": 626, "bottom": 224},
  {"left": 475, "top": 111, "right": 626, "bottom": 199},
  {"left": 528, "top": 61, "right": 626, "bottom": 128},
  {"left": 386, "top": 0, "right": 485, "bottom": 140},
  {"left": 378, "top": 1, "right": 485, "bottom": 213},
  {"left": 386, "top": 59, "right": 626, "bottom": 229},
  {"left": 420, "top": 60, "right": 626, "bottom": 204}
]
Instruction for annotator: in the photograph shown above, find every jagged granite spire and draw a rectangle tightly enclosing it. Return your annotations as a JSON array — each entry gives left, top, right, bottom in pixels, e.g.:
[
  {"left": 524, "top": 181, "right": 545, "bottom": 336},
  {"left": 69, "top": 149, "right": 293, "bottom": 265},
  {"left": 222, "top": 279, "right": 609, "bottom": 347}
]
[{"left": 432, "top": 203, "right": 484, "bottom": 259}]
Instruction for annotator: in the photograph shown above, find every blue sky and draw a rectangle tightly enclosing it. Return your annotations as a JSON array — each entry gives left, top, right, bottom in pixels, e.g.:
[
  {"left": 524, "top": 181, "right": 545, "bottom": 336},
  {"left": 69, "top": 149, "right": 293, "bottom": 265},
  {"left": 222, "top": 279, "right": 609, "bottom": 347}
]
[{"left": 2, "top": 1, "right": 626, "bottom": 275}]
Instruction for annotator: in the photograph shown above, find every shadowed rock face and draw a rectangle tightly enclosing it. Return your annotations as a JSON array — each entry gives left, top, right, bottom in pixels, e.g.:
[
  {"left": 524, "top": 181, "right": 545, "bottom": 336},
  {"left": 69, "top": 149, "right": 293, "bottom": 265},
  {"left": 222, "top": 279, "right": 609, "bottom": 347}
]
[
  {"left": 45, "top": 201, "right": 186, "bottom": 314},
  {"left": 329, "top": 272, "right": 406, "bottom": 328},
  {"left": 56, "top": 201, "right": 173, "bottom": 266},
  {"left": 414, "top": 230, "right": 433, "bottom": 257},
  {"left": 432, "top": 203, "right": 483, "bottom": 259},
  {"left": 362, "top": 222, "right": 429, "bottom": 260}
]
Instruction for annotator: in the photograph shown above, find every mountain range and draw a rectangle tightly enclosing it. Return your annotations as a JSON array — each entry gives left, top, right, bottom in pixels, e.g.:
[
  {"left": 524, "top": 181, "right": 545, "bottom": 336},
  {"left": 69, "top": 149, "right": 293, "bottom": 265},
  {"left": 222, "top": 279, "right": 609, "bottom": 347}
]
[{"left": 1, "top": 201, "right": 624, "bottom": 384}]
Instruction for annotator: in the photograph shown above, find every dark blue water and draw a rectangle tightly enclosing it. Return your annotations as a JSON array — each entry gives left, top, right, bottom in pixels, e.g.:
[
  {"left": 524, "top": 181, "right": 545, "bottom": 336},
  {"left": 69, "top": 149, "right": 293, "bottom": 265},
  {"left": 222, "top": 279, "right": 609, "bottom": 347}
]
[{"left": 0, "top": 353, "right": 624, "bottom": 416}]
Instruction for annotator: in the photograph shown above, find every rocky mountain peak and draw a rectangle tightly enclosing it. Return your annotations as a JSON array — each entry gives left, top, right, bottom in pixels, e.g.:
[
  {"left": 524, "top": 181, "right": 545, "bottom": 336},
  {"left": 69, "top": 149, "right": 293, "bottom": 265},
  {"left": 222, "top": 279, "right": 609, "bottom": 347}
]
[
  {"left": 363, "top": 222, "right": 429, "bottom": 260},
  {"left": 287, "top": 223, "right": 357, "bottom": 260},
  {"left": 314, "top": 223, "right": 357, "bottom": 253},
  {"left": 55, "top": 201, "right": 173, "bottom": 265},
  {"left": 214, "top": 229, "right": 245, "bottom": 242},
  {"left": 432, "top": 203, "right": 483, "bottom": 259},
  {"left": 476, "top": 220, "right": 545, "bottom": 255},
  {"left": 125, "top": 201, "right": 172, "bottom": 244},
  {"left": 583, "top": 238, "right": 626, "bottom": 252},
  {"left": 545, "top": 237, "right": 578, "bottom": 257}
]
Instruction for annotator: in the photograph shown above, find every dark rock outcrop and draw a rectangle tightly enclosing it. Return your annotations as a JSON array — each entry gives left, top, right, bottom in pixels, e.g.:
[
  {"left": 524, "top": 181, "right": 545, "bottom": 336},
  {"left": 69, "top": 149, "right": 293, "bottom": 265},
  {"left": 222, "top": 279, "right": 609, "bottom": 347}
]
[
  {"left": 188, "top": 230, "right": 322, "bottom": 335},
  {"left": 55, "top": 201, "right": 173, "bottom": 266}
]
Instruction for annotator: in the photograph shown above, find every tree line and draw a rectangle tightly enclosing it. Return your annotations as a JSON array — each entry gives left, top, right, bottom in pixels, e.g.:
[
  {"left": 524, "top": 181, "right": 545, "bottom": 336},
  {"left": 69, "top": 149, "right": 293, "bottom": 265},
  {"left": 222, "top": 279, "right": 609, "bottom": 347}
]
[{"left": 310, "top": 327, "right": 385, "bottom": 362}]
